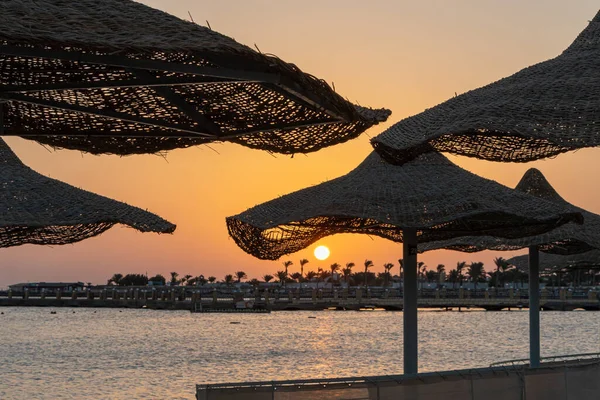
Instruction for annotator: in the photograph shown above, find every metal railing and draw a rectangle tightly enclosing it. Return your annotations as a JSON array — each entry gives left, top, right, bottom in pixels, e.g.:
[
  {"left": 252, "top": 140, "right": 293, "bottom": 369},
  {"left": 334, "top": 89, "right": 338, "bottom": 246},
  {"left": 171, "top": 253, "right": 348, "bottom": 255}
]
[
  {"left": 197, "top": 355, "right": 600, "bottom": 400},
  {"left": 490, "top": 352, "right": 600, "bottom": 367}
]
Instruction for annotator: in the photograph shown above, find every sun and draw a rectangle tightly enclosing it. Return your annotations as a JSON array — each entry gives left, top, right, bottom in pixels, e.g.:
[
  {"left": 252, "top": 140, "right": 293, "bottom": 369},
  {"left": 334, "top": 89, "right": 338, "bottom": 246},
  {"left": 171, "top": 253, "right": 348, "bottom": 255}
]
[{"left": 314, "top": 245, "right": 330, "bottom": 261}]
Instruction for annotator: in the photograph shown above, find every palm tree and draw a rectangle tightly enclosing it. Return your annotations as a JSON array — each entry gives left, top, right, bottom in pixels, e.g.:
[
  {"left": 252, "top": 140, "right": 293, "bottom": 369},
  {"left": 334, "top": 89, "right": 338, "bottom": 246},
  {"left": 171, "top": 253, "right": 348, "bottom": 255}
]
[
  {"left": 468, "top": 262, "right": 485, "bottom": 292},
  {"left": 235, "top": 271, "right": 247, "bottom": 283},
  {"left": 196, "top": 275, "right": 208, "bottom": 286},
  {"left": 207, "top": 276, "right": 216, "bottom": 284},
  {"left": 299, "top": 259, "right": 309, "bottom": 278},
  {"left": 456, "top": 261, "right": 467, "bottom": 287},
  {"left": 181, "top": 274, "right": 193, "bottom": 286},
  {"left": 223, "top": 274, "right": 234, "bottom": 286},
  {"left": 398, "top": 259, "right": 404, "bottom": 282},
  {"left": 448, "top": 269, "right": 459, "bottom": 288},
  {"left": 426, "top": 270, "right": 436, "bottom": 283},
  {"left": 499, "top": 262, "right": 511, "bottom": 289},
  {"left": 493, "top": 257, "right": 507, "bottom": 289},
  {"left": 290, "top": 272, "right": 302, "bottom": 282},
  {"left": 305, "top": 270, "right": 317, "bottom": 282},
  {"left": 418, "top": 262, "right": 427, "bottom": 288},
  {"left": 263, "top": 274, "right": 274, "bottom": 283},
  {"left": 318, "top": 269, "right": 331, "bottom": 290},
  {"left": 342, "top": 262, "right": 355, "bottom": 285},
  {"left": 282, "top": 260, "right": 293, "bottom": 281},
  {"left": 249, "top": 278, "right": 260, "bottom": 287},
  {"left": 170, "top": 272, "right": 179, "bottom": 285},
  {"left": 436, "top": 264, "right": 445, "bottom": 284},
  {"left": 108, "top": 273, "right": 123, "bottom": 286},
  {"left": 383, "top": 263, "right": 394, "bottom": 287},
  {"left": 276, "top": 270, "right": 288, "bottom": 286},
  {"left": 364, "top": 259, "right": 374, "bottom": 291},
  {"left": 330, "top": 263, "right": 341, "bottom": 290}
]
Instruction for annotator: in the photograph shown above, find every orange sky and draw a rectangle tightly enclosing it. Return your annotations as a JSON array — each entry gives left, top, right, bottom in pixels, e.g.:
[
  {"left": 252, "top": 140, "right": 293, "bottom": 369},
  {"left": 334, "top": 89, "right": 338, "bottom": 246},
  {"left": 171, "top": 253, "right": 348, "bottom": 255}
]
[{"left": 2, "top": 1, "right": 599, "bottom": 287}]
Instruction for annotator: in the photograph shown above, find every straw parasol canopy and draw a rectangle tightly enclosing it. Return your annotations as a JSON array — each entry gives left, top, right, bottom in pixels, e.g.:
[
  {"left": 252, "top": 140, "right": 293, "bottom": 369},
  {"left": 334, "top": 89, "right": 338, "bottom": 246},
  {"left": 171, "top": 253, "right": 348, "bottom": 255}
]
[
  {"left": 420, "top": 168, "right": 600, "bottom": 255},
  {"left": 0, "top": 138, "right": 175, "bottom": 247},
  {"left": 371, "top": 11, "right": 600, "bottom": 165},
  {"left": 226, "top": 152, "right": 582, "bottom": 260},
  {"left": 507, "top": 250, "right": 600, "bottom": 275},
  {"left": 0, "top": 0, "right": 390, "bottom": 156}
]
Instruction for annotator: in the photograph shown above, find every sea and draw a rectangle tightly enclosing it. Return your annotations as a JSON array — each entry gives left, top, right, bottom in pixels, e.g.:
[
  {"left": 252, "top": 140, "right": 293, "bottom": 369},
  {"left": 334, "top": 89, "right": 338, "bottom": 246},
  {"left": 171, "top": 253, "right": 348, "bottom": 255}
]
[{"left": 0, "top": 307, "right": 598, "bottom": 399}]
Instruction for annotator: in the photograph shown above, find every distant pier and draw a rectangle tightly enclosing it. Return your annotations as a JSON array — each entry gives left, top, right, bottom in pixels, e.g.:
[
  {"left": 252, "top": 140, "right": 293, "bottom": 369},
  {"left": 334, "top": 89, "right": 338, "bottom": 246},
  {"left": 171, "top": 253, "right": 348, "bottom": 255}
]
[{"left": 0, "top": 287, "right": 598, "bottom": 311}]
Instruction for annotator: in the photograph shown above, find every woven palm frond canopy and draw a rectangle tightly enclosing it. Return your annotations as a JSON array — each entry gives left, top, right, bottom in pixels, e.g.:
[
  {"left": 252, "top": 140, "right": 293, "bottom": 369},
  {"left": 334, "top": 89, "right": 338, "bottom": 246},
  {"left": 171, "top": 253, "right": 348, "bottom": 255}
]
[
  {"left": 226, "top": 152, "right": 582, "bottom": 260},
  {"left": 371, "top": 11, "right": 600, "bottom": 165},
  {"left": 0, "top": 0, "right": 390, "bottom": 156},
  {"left": 507, "top": 250, "right": 600, "bottom": 275},
  {"left": 420, "top": 168, "right": 600, "bottom": 255},
  {"left": 0, "top": 138, "right": 175, "bottom": 247}
]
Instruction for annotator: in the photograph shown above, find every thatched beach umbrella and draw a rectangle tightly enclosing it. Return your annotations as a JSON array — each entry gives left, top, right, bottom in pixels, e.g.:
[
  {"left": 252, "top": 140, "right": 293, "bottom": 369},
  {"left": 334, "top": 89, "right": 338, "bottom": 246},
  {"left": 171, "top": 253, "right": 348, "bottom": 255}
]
[
  {"left": 226, "top": 151, "right": 582, "bottom": 374},
  {"left": 420, "top": 168, "right": 600, "bottom": 254},
  {"left": 420, "top": 167, "right": 600, "bottom": 368},
  {"left": 0, "top": 138, "right": 175, "bottom": 247},
  {"left": 0, "top": 0, "right": 390, "bottom": 155},
  {"left": 371, "top": 11, "right": 600, "bottom": 165}
]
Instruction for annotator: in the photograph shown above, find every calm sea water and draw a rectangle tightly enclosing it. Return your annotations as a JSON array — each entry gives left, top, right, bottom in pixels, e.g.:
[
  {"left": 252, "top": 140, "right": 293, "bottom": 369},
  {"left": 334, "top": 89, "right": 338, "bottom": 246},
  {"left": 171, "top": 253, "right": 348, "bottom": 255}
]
[{"left": 0, "top": 307, "right": 598, "bottom": 399}]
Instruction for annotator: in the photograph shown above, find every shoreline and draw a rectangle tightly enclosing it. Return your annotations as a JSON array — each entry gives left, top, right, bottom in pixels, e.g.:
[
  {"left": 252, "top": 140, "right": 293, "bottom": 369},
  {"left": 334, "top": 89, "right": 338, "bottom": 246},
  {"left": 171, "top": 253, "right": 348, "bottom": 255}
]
[{"left": 1, "top": 296, "right": 598, "bottom": 312}]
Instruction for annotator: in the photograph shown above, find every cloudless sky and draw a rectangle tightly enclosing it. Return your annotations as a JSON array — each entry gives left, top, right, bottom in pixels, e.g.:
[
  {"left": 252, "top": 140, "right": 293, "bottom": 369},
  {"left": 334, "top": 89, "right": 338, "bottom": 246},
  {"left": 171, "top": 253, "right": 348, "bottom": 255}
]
[{"left": 2, "top": 1, "right": 599, "bottom": 287}]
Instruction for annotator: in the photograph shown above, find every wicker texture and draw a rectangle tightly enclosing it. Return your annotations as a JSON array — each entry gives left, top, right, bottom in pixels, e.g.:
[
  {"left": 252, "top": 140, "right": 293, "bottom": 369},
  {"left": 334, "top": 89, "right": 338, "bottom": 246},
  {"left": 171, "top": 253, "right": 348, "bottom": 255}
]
[
  {"left": 507, "top": 250, "right": 600, "bottom": 275},
  {"left": 420, "top": 168, "right": 600, "bottom": 255},
  {"left": 371, "top": 11, "right": 600, "bottom": 165},
  {"left": 226, "top": 152, "right": 582, "bottom": 260},
  {"left": 0, "top": 0, "right": 390, "bottom": 155},
  {"left": 0, "top": 138, "right": 175, "bottom": 247}
]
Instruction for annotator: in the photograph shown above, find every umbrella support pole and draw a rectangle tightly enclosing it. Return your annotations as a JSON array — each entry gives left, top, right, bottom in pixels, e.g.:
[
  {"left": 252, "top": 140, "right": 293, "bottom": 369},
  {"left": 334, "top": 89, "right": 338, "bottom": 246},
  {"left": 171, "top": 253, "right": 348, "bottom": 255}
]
[
  {"left": 529, "top": 245, "right": 540, "bottom": 368},
  {"left": 403, "top": 228, "right": 418, "bottom": 374},
  {"left": 0, "top": 101, "right": 4, "bottom": 134}
]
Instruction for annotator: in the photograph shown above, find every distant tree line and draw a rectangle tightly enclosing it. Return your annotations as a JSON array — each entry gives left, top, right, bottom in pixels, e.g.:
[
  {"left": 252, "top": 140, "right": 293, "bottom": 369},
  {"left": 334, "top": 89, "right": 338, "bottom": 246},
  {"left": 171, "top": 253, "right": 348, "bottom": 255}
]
[{"left": 105, "top": 257, "right": 597, "bottom": 288}]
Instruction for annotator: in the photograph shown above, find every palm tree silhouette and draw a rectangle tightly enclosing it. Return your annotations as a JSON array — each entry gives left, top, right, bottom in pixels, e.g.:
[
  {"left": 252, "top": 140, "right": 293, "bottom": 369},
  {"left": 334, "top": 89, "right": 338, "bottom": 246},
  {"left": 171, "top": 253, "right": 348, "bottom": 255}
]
[
  {"left": 330, "top": 263, "right": 341, "bottom": 290},
  {"left": 448, "top": 269, "right": 459, "bottom": 288},
  {"left": 305, "top": 270, "right": 317, "bottom": 282},
  {"left": 398, "top": 259, "right": 404, "bottom": 278},
  {"left": 263, "top": 274, "right": 274, "bottom": 283},
  {"left": 417, "top": 262, "right": 426, "bottom": 289},
  {"left": 223, "top": 274, "right": 234, "bottom": 286},
  {"left": 318, "top": 268, "right": 331, "bottom": 291},
  {"left": 282, "top": 260, "right": 293, "bottom": 282},
  {"left": 299, "top": 259, "right": 309, "bottom": 279},
  {"left": 290, "top": 272, "right": 302, "bottom": 282},
  {"left": 235, "top": 271, "right": 247, "bottom": 283},
  {"left": 364, "top": 259, "right": 374, "bottom": 291},
  {"left": 436, "top": 264, "right": 445, "bottom": 285},
  {"left": 108, "top": 273, "right": 123, "bottom": 286},
  {"left": 207, "top": 276, "right": 216, "bottom": 284},
  {"left": 276, "top": 270, "right": 288, "bottom": 286},
  {"left": 383, "top": 263, "right": 394, "bottom": 287},
  {"left": 170, "top": 272, "right": 179, "bottom": 285},
  {"left": 342, "top": 262, "right": 355, "bottom": 285},
  {"left": 499, "top": 262, "right": 511, "bottom": 288},
  {"left": 468, "top": 262, "right": 485, "bottom": 293},
  {"left": 456, "top": 261, "right": 467, "bottom": 287},
  {"left": 493, "top": 257, "right": 507, "bottom": 288},
  {"left": 181, "top": 274, "right": 193, "bottom": 286}
]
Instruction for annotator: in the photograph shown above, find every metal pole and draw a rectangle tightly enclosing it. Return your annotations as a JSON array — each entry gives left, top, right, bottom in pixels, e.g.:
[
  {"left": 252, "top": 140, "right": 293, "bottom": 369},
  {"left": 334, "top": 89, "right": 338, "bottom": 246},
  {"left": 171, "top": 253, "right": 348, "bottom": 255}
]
[
  {"left": 0, "top": 100, "right": 5, "bottom": 135},
  {"left": 403, "top": 228, "right": 418, "bottom": 374},
  {"left": 529, "top": 246, "right": 540, "bottom": 368}
]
